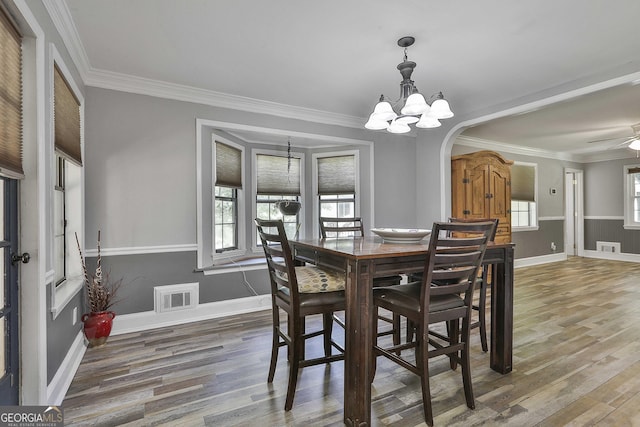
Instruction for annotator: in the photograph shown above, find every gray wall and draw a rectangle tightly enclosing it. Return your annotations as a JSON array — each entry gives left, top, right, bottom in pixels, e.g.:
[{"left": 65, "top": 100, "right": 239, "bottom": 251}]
[
  {"left": 83, "top": 87, "right": 419, "bottom": 315},
  {"left": 583, "top": 158, "right": 640, "bottom": 254}
]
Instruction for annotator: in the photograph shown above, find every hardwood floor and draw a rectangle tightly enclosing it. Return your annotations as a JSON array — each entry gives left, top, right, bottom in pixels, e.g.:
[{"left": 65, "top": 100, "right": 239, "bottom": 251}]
[{"left": 62, "top": 257, "right": 640, "bottom": 426}]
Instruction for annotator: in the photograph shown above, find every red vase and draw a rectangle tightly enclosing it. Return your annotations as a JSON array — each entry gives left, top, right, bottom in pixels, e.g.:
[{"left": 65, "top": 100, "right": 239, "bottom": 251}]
[{"left": 81, "top": 311, "right": 116, "bottom": 347}]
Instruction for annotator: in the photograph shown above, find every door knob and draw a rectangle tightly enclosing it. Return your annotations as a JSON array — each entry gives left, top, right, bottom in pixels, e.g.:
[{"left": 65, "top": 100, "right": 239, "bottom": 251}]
[{"left": 11, "top": 252, "right": 30, "bottom": 265}]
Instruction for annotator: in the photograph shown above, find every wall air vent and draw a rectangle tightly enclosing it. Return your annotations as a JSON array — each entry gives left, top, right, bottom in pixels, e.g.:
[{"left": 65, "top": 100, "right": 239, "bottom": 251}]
[
  {"left": 154, "top": 283, "right": 199, "bottom": 313},
  {"left": 596, "top": 241, "right": 621, "bottom": 253}
]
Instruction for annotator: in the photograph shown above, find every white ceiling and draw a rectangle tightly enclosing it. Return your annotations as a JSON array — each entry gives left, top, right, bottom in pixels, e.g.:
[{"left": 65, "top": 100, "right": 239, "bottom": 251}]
[{"left": 59, "top": 0, "right": 640, "bottom": 157}]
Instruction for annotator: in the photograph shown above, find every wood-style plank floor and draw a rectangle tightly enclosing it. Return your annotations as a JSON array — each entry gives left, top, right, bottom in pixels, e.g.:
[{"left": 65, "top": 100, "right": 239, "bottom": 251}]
[{"left": 62, "top": 257, "right": 640, "bottom": 426}]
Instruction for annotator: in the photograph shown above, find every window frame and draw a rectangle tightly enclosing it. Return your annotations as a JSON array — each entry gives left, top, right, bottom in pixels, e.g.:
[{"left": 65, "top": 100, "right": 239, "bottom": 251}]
[
  {"left": 313, "top": 150, "right": 360, "bottom": 237},
  {"left": 211, "top": 136, "right": 245, "bottom": 264},
  {"left": 49, "top": 44, "right": 85, "bottom": 319},
  {"left": 252, "top": 148, "right": 305, "bottom": 249},
  {"left": 623, "top": 164, "right": 640, "bottom": 230},
  {"left": 510, "top": 161, "right": 539, "bottom": 232}
]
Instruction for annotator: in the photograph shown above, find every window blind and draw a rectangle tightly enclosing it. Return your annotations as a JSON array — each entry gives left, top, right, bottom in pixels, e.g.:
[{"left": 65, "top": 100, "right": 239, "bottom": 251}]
[
  {"left": 318, "top": 155, "right": 355, "bottom": 195},
  {"left": 54, "top": 65, "right": 82, "bottom": 166},
  {"left": 0, "top": 8, "right": 24, "bottom": 179},
  {"left": 511, "top": 164, "right": 535, "bottom": 202},
  {"left": 627, "top": 167, "right": 640, "bottom": 174},
  {"left": 256, "top": 154, "right": 300, "bottom": 195},
  {"left": 215, "top": 141, "right": 242, "bottom": 188}
]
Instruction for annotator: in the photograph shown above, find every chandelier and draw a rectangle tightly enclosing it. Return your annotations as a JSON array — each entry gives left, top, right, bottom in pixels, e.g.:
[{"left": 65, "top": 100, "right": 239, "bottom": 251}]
[{"left": 365, "top": 36, "right": 454, "bottom": 134}]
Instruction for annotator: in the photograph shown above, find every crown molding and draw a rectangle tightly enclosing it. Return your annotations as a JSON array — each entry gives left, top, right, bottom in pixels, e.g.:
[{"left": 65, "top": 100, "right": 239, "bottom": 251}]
[
  {"left": 42, "top": 0, "right": 90, "bottom": 80},
  {"left": 455, "top": 135, "right": 640, "bottom": 164},
  {"left": 84, "top": 68, "right": 364, "bottom": 128},
  {"left": 455, "top": 136, "right": 578, "bottom": 161},
  {"left": 43, "top": 0, "right": 364, "bottom": 129}
]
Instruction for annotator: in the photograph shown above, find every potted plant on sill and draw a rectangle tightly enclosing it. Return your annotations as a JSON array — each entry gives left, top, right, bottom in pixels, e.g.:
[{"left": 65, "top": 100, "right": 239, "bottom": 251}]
[{"left": 75, "top": 231, "right": 123, "bottom": 348}]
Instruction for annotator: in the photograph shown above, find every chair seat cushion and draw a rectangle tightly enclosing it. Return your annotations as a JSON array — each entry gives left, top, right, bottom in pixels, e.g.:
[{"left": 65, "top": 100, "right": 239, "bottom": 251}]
[
  {"left": 276, "top": 266, "right": 346, "bottom": 293},
  {"left": 373, "top": 282, "right": 464, "bottom": 314}
]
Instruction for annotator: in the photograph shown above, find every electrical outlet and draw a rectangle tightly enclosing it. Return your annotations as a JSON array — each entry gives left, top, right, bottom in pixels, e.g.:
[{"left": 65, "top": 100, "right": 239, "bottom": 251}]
[
  {"left": 72, "top": 307, "right": 78, "bottom": 325},
  {"left": 551, "top": 242, "right": 556, "bottom": 251}
]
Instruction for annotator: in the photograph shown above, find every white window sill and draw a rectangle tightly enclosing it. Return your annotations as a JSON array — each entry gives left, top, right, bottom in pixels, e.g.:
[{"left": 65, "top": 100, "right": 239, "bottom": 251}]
[
  {"left": 51, "top": 276, "right": 83, "bottom": 319},
  {"left": 623, "top": 224, "right": 640, "bottom": 230},
  {"left": 202, "top": 251, "right": 267, "bottom": 275},
  {"left": 512, "top": 226, "right": 539, "bottom": 232}
]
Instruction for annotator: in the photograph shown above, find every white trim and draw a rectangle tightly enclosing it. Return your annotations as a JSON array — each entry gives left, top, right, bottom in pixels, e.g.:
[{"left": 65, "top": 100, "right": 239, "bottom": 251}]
[
  {"left": 512, "top": 226, "right": 539, "bottom": 232},
  {"left": 197, "top": 120, "right": 372, "bottom": 146},
  {"left": 539, "top": 216, "right": 565, "bottom": 221},
  {"left": 41, "top": 0, "right": 90, "bottom": 81},
  {"left": 50, "top": 277, "right": 83, "bottom": 319},
  {"left": 13, "top": 0, "right": 48, "bottom": 405},
  {"left": 46, "top": 331, "right": 86, "bottom": 405},
  {"left": 623, "top": 164, "right": 640, "bottom": 229},
  {"left": 203, "top": 262, "right": 267, "bottom": 275},
  {"left": 514, "top": 252, "right": 568, "bottom": 268},
  {"left": 110, "top": 295, "right": 273, "bottom": 335},
  {"left": 584, "top": 215, "right": 624, "bottom": 220},
  {"left": 456, "top": 136, "right": 577, "bottom": 161},
  {"left": 85, "top": 243, "right": 197, "bottom": 257},
  {"left": 583, "top": 250, "right": 640, "bottom": 263}
]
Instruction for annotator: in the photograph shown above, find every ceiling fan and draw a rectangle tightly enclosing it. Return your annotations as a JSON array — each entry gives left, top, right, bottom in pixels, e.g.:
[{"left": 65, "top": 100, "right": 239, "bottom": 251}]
[{"left": 586, "top": 123, "right": 640, "bottom": 150}]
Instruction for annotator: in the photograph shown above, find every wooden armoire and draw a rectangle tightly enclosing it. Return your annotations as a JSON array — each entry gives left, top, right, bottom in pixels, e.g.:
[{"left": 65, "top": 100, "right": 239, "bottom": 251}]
[{"left": 451, "top": 150, "right": 513, "bottom": 243}]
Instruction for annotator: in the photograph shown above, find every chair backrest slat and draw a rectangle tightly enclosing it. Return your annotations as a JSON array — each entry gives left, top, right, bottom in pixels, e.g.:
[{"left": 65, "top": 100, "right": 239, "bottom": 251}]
[
  {"left": 319, "top": 217, "right": 364, "bottom": 238},
  {"left": 420, "top": 221, "right": 496, "bottom": 309},
  {"left": 255, "top": 219, "right": 299, "bottom": 302}
]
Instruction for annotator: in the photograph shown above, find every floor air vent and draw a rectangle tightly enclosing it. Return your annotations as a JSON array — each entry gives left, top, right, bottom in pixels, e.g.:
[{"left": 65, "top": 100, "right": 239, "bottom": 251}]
[{"left": 154, "top": 283, "right": 199, "bottom": 313}]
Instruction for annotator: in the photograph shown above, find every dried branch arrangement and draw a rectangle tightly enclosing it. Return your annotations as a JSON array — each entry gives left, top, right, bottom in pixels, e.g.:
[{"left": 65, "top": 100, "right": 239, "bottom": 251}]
[{"left": 75, "top": 231, "right": 122, "bottom": 313}]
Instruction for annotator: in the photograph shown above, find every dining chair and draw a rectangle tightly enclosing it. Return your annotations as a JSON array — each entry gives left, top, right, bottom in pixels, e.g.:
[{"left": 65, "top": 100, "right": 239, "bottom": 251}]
[
  {"left": 319, "top": 217, "right": 402, "bottom": 346},
  {"left": 408, "top": 217, "right": 499, "bottom": 352},
  {"left": 256, "top": 218, "right": 346, "bottom": 411},
  {"left": 371, "top": 221, "right": 495, "bottom": 426}
]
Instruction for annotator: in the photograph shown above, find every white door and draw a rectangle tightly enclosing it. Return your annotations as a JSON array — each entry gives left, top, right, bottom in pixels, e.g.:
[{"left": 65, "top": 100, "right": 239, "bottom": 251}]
[{"left": 564, "top": 169, "right": 584, "bottom": 256}]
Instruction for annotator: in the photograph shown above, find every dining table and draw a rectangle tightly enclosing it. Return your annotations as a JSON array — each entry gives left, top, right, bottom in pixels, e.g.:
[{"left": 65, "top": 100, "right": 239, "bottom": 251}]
[{"left": 290, "top": 236, "right": 515, "bottom": 426}]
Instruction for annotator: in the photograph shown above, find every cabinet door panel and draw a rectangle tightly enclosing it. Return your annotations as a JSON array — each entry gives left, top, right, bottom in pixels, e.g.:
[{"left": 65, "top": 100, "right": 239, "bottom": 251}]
[{"left": 465, "top": 167, "right": 489, "bottom": 219}]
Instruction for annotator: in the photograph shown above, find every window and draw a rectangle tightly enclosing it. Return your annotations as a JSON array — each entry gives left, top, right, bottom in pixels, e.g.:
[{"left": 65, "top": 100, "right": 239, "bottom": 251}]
[
  {"left": 255, "top": 153, "right": 302, "bottom": 240},
  {"left": 510, "top": 162, "right": 538, "bottom": 229},
  {"left": 50, "top": 48, "right": 84, "bottom": 318},
  {"left": 214, "top": 141, "right": 242, "bottom": 253},
  {"left": 623, "top": 165, "right": 640, "bottom": 229},
  {"left": 53, "top": 156, "right": 66, "bottom": 285},
  {"left": 317, "top": 154, "right": 357, "bottom": 227}
]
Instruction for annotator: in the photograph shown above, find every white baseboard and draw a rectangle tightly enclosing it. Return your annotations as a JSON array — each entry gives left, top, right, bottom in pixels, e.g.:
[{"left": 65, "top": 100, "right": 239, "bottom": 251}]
[
  {"left": 47, "top": 330, "right": 86, "bottom": 405},
  {"left": 583, "top": 250, "right": 640, "bottom": 263},
  {"left": 515, "top": 252, "right": 567, "bottom": 268},
  {"left": 111, "top": 294, "right": 273, "bottom": 335}
]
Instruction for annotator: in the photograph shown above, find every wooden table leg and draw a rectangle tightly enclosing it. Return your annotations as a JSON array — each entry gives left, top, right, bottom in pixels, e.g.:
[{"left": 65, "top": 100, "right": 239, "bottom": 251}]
[
  {"left": 343, "top": 259, "right": 372, "bottom": 426},
  {"left": 490, "top": 246, "right": 514, "bottom": 374}
]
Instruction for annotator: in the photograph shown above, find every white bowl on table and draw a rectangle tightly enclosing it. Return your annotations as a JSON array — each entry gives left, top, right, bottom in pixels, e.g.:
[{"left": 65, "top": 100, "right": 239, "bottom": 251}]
[{"left": 370, "top": 228, "right": 431, "bottom": 243}]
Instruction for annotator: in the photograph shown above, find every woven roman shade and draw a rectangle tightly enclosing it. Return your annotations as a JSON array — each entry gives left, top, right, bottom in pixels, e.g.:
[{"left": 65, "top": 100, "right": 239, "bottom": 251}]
[
  {"left": 54, "top": 65, "right": 82, "bottom": 165},
  {"left": 511, "top": 163, "right": 535, "bottom": 202},
  {"left": 215, "top": 141, "right": 242, "bottom": 188},
  {"left": 0, "top": 8, "right": 24, "bottom": 178},
  {"left": 318, "top": 155, "right": 355, "bottom": 195},
  {"left": 256, "top": 154, "right": 300, "bottom": 196}
]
